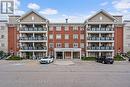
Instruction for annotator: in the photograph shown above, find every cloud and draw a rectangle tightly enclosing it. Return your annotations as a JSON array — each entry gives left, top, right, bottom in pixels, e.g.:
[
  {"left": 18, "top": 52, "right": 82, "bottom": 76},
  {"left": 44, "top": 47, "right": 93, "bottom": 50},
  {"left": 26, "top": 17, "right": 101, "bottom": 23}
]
[
  {"left": 49, "top": 11, "right": 96, "bottom": 23},
  {"left": 100, "top": 2, "right": 108, "bottom": 6},
  {"left": 27, "top": 3, "right": 40, "bottom": 10},
  {"left": 14, "top": 0, "right": 25, "bottom": 15},
  {"left": 39, "top": 8, "right": 58, "bottom": 15},
  {"left": 112, "top": 0, "right": 130, "bottom": 10}
]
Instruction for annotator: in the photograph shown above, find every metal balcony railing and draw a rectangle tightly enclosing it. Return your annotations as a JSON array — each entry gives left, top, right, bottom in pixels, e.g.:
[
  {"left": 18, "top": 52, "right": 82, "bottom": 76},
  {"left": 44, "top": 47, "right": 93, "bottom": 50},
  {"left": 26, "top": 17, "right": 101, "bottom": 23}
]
[
  {"left": 20, "top": 27, "right": 47, "bottom": 31},
  {"left": 20, "top": 46, "right": 47, "bottom": 50},
  {"left": 19, "top": 37, "right": 47, "bottom": 40},
  {"left": 87, "top": 46, "right": 114, "bottom": 50},
  {"left": 87, "top": 37, "right": 114, "bottom": 41},
  {"left": 87, "top": 28, "right": 113, "bottom": 31}
]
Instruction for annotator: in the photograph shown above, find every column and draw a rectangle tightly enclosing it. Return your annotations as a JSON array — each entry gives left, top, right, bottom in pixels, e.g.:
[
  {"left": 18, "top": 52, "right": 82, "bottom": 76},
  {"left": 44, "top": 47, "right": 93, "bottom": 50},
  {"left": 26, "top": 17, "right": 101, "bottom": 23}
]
[
  {"left": 71, "top": 51, "right": 73, "bottom": 59},
  {"left": 54, "top": 51, "right": 56, "bottom": 59},
  {"left": 63, "top": 51, "right": 64, "bottom": 59},
  {"left": 99, "top": 52, "right": 101, "bottom": 57},
  {"left": 86, "top": 51, "right": 88, "bottom": 57},
  {"left": 80, "top": 50, "right": 81, "bottom": 59},
  {"left": 20, "top": 52, "right": 22, "bottom": 58}
]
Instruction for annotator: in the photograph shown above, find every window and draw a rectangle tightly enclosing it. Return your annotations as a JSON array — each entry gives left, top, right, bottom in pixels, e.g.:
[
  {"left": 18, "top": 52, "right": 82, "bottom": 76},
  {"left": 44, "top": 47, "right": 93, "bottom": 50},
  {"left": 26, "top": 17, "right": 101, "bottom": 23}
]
[
  {"left": 1, "top": 43, "right": 5, "bottom": 47},
  {"left": 80, "top": 34, "right": 84, "bottom": 39},
  {"left": 56, "top": 34, "right": 61, "bottom": 39},
  {"left": 0, "top": 26, "right": 5, "bottom": 30},
  {"left": 73, "top": 26, "right": 78, "bottom": 31},
  {"left": 49, "top": 34, "right": 53, "bottom": 39},
  {"left": 65, "top": 34, "right": 69, "bottom": 39},
  {"left": 73, "top": 43, "right": 78, "bottom": 48},
  {"left": 64, "top": 26, "right": 69, "bottom": 31},
  {"left": 56, "top": 43, "right": 62, "bottom": 48},
  {"left": 56, "top": 26, "right": 61, "bottom": 31},
  {"left": 73, "top": 34, "right": 78, "bottom": 39},
  {"left": 80, "top": 43, "right": 84, "bottom": 48},
  {"left": 1, "top": 35, "right": 4, "bottom": 39},
  {"left": 49, "top": 43, "right": 54, "bottom": 48},
  {"left": 65, "top": 43, "right": 69, "bottom": 48}
]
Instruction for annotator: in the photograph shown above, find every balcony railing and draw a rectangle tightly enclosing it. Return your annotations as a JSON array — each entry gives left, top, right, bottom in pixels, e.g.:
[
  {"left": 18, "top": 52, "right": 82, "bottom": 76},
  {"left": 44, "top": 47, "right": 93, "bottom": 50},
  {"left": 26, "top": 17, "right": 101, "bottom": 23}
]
[
  {"left": 20, "top": 27, "right": 47, "bottom": 31},
  {"left": 87, "top": 28, "right": 113, "bottom": 31},
  {"left": 87, "top": 46, "right": 114, "bottom": 50},
  {"left": 19, "top": 37, "right": 47, "bottom": 40},
  {"left": 20, "top": 46, "right": 47, "bottom": 50},
  {"left": 87, "top": 37, "right": 114, "bottom": 41}
]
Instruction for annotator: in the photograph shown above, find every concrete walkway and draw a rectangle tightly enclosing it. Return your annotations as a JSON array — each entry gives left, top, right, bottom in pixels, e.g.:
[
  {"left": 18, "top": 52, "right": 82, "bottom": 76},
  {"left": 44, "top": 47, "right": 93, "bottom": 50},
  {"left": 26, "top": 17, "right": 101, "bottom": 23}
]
[{"left": 54, "top": 60, "right": 75, "bottom": 65}]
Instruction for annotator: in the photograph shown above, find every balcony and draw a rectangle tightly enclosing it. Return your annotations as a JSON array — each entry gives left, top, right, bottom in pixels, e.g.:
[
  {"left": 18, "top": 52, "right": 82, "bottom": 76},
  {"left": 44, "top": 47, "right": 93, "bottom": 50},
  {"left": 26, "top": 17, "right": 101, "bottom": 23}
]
[
  {"left": 87, "top": 46, "right": 114, "bottom": 50},
  {"left": 19, "top": 37, "right": 47, "bottom": 40},
  {"left": 87, "top": 37, "right": 114, "bottom": 41},
  {"left": 20, "top": 27, "right": 47, "bottom": 31},
  {"left": 87, "top": 28, "right": 113, "bottom": 31},
  {"left": 20, "top": 46, "right": 47, "bottom": 51}
]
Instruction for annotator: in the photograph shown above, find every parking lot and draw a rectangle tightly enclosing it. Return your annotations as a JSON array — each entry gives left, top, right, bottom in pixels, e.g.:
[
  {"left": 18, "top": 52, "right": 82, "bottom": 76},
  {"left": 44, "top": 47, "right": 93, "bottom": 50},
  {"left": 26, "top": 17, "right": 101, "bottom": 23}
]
[{"left": 0, "top": 60, "right": 130, "bottom": 87}]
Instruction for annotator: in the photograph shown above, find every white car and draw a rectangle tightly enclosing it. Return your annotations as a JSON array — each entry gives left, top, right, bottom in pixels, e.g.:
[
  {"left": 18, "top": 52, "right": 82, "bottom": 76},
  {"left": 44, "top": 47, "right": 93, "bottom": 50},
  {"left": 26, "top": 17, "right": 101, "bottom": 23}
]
[{"left": 39, "top": 56, "right": 54, "bottom": 64}]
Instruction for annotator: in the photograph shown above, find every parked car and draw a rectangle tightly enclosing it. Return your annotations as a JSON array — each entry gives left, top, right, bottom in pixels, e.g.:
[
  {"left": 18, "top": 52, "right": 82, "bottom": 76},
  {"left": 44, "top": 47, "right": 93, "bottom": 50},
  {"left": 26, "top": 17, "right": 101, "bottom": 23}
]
[
  {"left": 96, "top": 56, "right": 114, "bottom": 64},
  {"left": 39, "top": 56, "right": 54, "bottom": 64},
  {"left": 128, "top": 58, "right": 130, "bottom": 62}
]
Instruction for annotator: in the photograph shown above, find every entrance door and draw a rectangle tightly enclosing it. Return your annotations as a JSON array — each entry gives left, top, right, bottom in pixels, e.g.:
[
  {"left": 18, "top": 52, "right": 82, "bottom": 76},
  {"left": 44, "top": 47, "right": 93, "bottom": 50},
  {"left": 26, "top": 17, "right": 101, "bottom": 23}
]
[
  {"left": 56, "top": 52, "right": 63, "bottom": 59},
  {"left": 65, "top": 52, "right": 71, "bottom": 59},
  {"left": 73, "top": 52, "right": 80, "bottom": 59}
]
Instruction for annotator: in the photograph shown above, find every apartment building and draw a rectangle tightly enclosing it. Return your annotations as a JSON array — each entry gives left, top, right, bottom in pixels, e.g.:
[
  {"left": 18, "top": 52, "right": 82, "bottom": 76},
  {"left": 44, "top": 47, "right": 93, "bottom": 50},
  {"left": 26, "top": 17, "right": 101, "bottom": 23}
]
[
  {"left": 48, "top": 23, "right": 85, "bottom": 59},
  {"left": 84, "top": 10, "right": 123, "bottom": 58},
  {"left": 124, "top": 20, "right": 130, "bottom": 53},
  {"left": 7, "top": 10, "right": 123, "bottom": 59},
  {"left": 0, "top": 20, "right": 8, "bottom": 53},
  {"left": 18, "top": 11, "right": 48, "bottom": 59}
]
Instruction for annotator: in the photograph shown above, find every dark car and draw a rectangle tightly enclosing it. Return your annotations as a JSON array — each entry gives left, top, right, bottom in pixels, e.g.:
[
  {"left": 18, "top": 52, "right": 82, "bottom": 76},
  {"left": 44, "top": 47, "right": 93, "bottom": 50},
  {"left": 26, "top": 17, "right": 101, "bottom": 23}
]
[
  {"left": 103, "top": 57, "right": 114, "bottom": 64},
  {"left": 96, "top": 56, "right": 114, "bottom": 64},
  {"left": 128, "top": 58, "right": 130, "bottom": 62}
]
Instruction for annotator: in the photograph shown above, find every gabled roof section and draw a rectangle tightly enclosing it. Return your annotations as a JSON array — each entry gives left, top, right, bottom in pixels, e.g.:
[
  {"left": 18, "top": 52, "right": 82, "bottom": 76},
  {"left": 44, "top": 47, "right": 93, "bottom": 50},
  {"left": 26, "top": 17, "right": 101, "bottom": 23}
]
[
  {"left": 19, "top": 10, "right": 49, "bottom": 22},
  {"left": 85, "top": 9, "right": 115, "bottom": 23}
]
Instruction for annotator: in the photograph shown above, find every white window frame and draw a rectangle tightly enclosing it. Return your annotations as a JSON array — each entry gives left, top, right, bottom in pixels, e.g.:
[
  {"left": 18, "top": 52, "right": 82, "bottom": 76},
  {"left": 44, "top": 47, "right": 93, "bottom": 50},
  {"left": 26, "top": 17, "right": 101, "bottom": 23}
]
[
  {"left": 56, "top": 43, "right": 62, "bottom": 48},
  {"left": 65, "top": 43, "right": 69, "bottom": 48},
  {"left": 1, "top": 35, "right": 4, "bottom": 39},
  {"left": 49, "top": 34, "right": 53, "bottom": 39},
  {"left": 56, "top": 34, "right": 61, "bottom": 39},
  {"left": 80, "top": 43, "right": 84, "bottom": 48},
  {"left": 65, "top": 34, "right": 69, "bottom": 39},
  {"left": 73, "top": 26, "right": 78, "bottom": 31},
  {"left": 73, "top": 34, "right": 78, "bottom": 39},
  {"left": 49, "top": 43, "right": 54, "bottom": 48},
  {"left": 56, "top": 26, "right": 61, "bottom": 31},
  {"left": 73, "top": 43, "right": 78, "bottom": 48},
  {"left": 1, "top": 43, "right": 5, "bottom": 47}
]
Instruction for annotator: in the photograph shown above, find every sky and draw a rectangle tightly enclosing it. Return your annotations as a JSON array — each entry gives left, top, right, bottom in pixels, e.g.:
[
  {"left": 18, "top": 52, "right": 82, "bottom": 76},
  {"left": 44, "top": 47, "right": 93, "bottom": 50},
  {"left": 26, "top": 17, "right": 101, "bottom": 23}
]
[{"left": 1, "top": 0, "right": 130, "bottom": 23}]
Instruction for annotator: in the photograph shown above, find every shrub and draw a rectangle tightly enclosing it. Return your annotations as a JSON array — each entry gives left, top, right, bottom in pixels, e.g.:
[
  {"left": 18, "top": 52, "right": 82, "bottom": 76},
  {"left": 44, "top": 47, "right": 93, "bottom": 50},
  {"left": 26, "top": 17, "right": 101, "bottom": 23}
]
[
  {"left": 81, "top": 56, "right": 96, "bottom": 61},
  {"left": 6, "top": 56, "right": 22, "bottom": 60},
  {"left": 114, "top": 54, "right": 125, "bottom": 61}
]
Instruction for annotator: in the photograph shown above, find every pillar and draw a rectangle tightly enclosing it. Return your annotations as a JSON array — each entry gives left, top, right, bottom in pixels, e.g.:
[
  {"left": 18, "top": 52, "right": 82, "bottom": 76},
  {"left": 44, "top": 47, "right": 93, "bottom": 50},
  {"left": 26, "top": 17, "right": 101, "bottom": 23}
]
[
  {"left": 54, "top": 51, "right": 56, "bottom": 59},
  {"left": 80, "top": 50, "right": 81, "bottom": 59},
  {"left": 71, "top": 51, "right": 73, "bottom": 59},
  {"left": 63, "top": 51, "right": 64, "bottom": 59}
]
